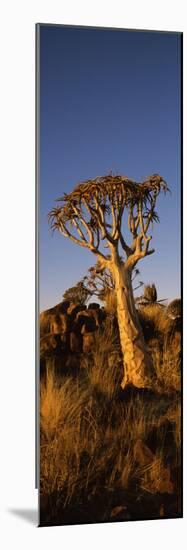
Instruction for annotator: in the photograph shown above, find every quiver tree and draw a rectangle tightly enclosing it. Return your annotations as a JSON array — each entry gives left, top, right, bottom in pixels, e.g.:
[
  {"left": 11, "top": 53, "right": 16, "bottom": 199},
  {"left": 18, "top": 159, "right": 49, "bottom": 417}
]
[
  {"left": 49, "top": 173, "right": 168, "bottom": 389},
  {"left": 83, "top": 261, "right": 143, "bottom": 304}
]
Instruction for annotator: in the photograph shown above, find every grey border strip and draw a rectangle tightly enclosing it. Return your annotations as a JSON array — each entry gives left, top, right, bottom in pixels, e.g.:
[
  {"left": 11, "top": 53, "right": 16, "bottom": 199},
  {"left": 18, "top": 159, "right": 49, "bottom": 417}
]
[
  {"left": 35, "top": 23, "right": 40, "bottom": 524},
  {"left": 36, "top": 22, "right": 181, "bottom": 35}
]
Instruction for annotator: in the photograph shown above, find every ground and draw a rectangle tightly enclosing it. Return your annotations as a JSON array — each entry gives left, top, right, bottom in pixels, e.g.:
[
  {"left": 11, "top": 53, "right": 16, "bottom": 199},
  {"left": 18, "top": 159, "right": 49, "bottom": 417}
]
[{"left": 39, "top": 303, "right": 182, "bottom": 526}]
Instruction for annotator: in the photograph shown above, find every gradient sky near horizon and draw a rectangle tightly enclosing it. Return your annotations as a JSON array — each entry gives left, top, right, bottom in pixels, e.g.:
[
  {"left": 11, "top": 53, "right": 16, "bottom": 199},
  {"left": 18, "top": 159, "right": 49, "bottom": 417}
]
[{"left": 39, "top": 25, "right": 181, "bottom": 312}]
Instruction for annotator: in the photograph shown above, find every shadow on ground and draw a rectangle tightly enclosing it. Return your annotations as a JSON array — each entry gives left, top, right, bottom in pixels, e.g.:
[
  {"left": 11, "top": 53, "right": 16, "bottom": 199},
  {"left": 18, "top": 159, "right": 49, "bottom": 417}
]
[{"left": 8, "top": 508, "right": 38, "bottom": 525}]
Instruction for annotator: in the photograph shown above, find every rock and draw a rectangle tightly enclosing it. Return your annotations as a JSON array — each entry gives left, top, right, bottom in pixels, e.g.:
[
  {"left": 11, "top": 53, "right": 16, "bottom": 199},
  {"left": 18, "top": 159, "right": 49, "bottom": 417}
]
[
  {"left": 87, "top": 308, "right": 103, "bottom": 327},
  {"left": 69, "top": 331, "right": 82, "bottom": 353},
  {"left": 99, "top": 308, "right": 107, "bottom": 322},
  {"left": 67, "top": 303, "right": 87, "bottom": 319},
  {"left": 88, "top": 302, "right": 100, "bottom": 310},
  {"left": 60, "top": 331, "right": 69, "bottom": 347},
  {"left": 80, "top": 316, "right": 97, "bottom": 333},
  {"left": 40, "top": 312, "right": 50, "bottom": 336},
  {"left": 40, "top": 301, "right": 71, "bottom": 336},
  {"left": 40, "top": 333, "right": 59, "bottom": 356},
  {"left": 76, "top": 310, "right": 101, "bottom": 330},
  {"left": 59, "top": 313, "right": 70, "bottom": 333},
  {"left": 57, "top": 300, "right": 70, "bottom": 313},
  {"left": 83, "top": 332, "right": 96, "bottom": 353},
  {"left": 50, "top": 314, "right": 63, "bottom": 334}
]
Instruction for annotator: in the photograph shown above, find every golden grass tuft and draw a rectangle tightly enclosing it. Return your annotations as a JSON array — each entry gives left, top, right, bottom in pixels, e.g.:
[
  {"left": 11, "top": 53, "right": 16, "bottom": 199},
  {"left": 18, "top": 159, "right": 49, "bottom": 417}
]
[
  {"left": 83, "top": 319, "right": 122, "bottom": 400},
  {"left": 40, "top": 305, "right": 181, "bottom": 523},
  {"left": 138, "top": 303, "right": 168, "bottom": 335}
]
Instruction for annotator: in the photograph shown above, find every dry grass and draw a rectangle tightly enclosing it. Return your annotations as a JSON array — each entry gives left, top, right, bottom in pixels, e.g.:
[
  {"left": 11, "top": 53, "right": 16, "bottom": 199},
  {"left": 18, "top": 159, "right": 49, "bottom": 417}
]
[
  {"left": 138, "top": 303, "right": 168, "bottom": 337},
  {"left": 83, "top": 318, "right": 122, "bottom": 400},
  {"left": 104, "top": 290, "right": 117, "bottom": 314},
  {"left": 151, "top": 343, "right": 181, "bottom": 392},
  {"left": 138, "top": 304, "right": 181, "bottom": 392},
  {"left": 40, "top": 304, "right": 181, "bottom": 524},
  {"left": 40, "top": 377, "right": 180, "bottom": 522}
]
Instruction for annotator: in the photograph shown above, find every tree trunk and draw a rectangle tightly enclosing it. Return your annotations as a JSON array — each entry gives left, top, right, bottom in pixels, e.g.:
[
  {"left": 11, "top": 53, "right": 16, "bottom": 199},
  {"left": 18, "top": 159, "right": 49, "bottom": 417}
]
[{"left": 110, "top": 254, "right": 155, "bottom": 389}]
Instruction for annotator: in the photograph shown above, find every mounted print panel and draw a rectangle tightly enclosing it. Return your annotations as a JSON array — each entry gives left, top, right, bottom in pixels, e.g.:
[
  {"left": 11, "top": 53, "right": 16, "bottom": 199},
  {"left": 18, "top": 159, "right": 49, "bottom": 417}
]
[{"left": 36, "top": 24, "right": 182, "bottom": 527}]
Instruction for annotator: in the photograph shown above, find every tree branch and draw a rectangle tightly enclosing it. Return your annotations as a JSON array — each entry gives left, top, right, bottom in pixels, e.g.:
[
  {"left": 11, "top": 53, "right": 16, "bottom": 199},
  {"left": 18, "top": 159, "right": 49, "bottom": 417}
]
[
  {"left": 119, "top": 230, "right": 133, "bottom": 257},
  {"left": 72, "top": 203, "right": 94, "bottom": 246},
  {"left": 125, "top": 235, "right": 154, "bottom": 269},
  {"left": 94, "top": 196, "right": 116, "bottom": 245},
  {"left": 59, "top": 226, "right": 90, "bottom": 248},
  {"left": 72, "top": 218, "right": 88, "bottom": 242},
  {"left": 138, "top": 200, "right": 146, "bottom": 239}
]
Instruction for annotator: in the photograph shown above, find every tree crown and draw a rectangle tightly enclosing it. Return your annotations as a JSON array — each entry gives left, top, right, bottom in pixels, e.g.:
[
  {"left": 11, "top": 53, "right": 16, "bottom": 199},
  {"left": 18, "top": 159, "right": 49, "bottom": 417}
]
[{"left": 49, "top": 173, "right": 169, "bottom": 269}]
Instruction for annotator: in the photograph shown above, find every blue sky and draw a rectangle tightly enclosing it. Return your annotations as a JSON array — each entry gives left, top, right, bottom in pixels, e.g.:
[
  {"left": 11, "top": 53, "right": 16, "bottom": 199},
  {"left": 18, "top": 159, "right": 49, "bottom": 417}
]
[{"left": 39, "top": 25, "right": 181, "bottom": 312}]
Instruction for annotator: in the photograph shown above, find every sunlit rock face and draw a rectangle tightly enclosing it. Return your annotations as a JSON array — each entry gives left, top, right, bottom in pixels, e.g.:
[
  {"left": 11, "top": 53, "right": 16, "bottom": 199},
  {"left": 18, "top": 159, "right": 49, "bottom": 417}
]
[{"left": 40, "top": 300, "right": 108, "bottom": 375}]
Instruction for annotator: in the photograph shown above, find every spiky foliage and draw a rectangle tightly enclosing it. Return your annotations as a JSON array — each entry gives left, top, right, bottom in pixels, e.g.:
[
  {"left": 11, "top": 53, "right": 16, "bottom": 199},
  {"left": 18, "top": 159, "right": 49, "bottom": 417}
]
[
  {"left": 136, "top": 283, "right": 167, "bottom": 308},
  {"left": 63, "top": 280, "right": 90, "bottom": 305},
  {"left": 48, "top": 173, "right": 169, "bottom": 269},
  {"left": 144, "top": 284, "right": 157, "bottom": 303}
]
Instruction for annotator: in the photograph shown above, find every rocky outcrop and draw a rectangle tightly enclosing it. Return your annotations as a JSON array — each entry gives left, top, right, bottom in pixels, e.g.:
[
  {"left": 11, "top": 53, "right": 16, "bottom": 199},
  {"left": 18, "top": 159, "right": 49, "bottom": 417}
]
[
  {"left": 40, "top": 300, "right": 107, "bottom": 375},
  {"left": 40, "top": 297, "right": 181, "bottom": 378}
]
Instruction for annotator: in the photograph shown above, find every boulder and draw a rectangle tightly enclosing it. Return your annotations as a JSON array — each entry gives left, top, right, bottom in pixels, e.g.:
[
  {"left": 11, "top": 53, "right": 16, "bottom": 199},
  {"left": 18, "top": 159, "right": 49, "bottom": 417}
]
[
  {"left": 40, "top": 333, "right": 59, "bottom": 356},
  {"left": 59, "top": 313, "right": 70, "bottom": 333},
  {"left": 69, "top": 331, "right": 82, "bottom": 353},
  {"left": 87, "top": 308, "right": 103, "bottom": 327},
  {"left": 40, "top": 301, "right": 71, "bottom": 336},
  {"left": 60, "top": 331, "right": 69, "bottom": 347},
  {"left": 80, "top": 316, "right": 97, "bottom": 333},
  {"left": 83, "top": 332, "right": 96, "bottom": 353},
  {"left": 49, "top": 312, "right": 70, "bottom": 335},
  {"left": 76, "top": 309, "right": 101, "bottom": 329},
  {"left": 57, "top": 300, "right": 70, "bottom": 313},
  {"left": 50, "top": 314, "right": 63, "bottom": 334},
  {"left": 40, "top": 311, "right": 50, "bottom": 336},
  {"left": 88, "top": 302, "right": 100, "bottom": 310},
  {"left": 67, "top": 303, "right": 87, "bottom": 320}
]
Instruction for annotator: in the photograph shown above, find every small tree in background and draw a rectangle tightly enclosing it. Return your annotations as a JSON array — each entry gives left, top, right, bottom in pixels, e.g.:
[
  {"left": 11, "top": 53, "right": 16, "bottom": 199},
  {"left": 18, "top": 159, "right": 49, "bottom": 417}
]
[
  {"left": 49, "top": 173, "right": 168, "bottom": 389},
  {"left": 63, "top": 280, "right": 90, "bottom": 305},
  {"left": 136, "top": 283, "right": 167, "bottom": 308},
  {"left": 83, "top": 261, "right": 143, "bottom": 303}
]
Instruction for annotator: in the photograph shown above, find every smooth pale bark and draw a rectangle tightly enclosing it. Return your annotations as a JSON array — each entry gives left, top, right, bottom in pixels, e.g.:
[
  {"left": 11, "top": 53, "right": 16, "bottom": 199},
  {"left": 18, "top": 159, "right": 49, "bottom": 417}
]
[{"left": 109, "top": 253, "right": 155, "bottom": 389}]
